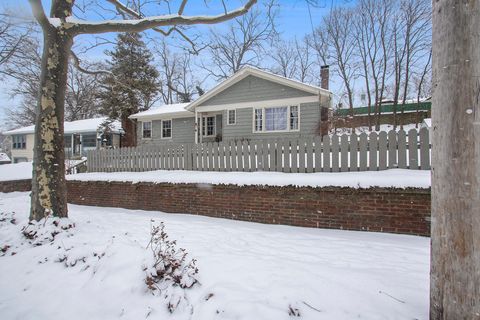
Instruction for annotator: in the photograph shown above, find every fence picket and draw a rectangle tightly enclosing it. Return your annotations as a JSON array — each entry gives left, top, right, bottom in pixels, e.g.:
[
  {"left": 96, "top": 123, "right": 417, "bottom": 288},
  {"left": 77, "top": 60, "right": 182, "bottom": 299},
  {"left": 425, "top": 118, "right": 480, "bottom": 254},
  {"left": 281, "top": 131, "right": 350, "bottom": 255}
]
[
  {"left": 369, "top": 132, "right": 378, "bottom": 171},
  {"left": 350, "top": 133, "right": 358, "bottom": 172},
  {"left": 331, "top": 134, "right": 340, "bottom": 172},
  {"left": 359, "top": 133, "right": 368, "bottom": 171},
  {"left": 408, "top": 129, "right": 419, "bottom": 169},
  {"left": 314, "top": 137, "right": 322, "bottom": 172},
  {"left": 323, "top": 135, "right": 331, "bottom": 172},
  {"left": 297, "top": 138, "right": 305, "bottom": 173},
  {"left": 388, "top": 130, "right": 397, "bottom": 169},
  {"left": 379, "top": 131, "right": 388, "bottom": 170},
  {"left": 419, "top": 127, "right": 430, "bottom": 170},
  {"left": 397, "top": 130, "right": 407, "bottom": 168},
  {"left": 340, "top": 134, "right": 349, "bottom": 172}
]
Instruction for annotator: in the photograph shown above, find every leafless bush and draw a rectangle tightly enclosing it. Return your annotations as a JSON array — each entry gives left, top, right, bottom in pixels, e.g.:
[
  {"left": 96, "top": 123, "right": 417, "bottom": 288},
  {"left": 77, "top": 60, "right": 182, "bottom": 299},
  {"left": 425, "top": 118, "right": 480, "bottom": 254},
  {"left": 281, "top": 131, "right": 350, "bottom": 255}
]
[{"left": 144, "top": 221, "right": 198, "bottom": 295}]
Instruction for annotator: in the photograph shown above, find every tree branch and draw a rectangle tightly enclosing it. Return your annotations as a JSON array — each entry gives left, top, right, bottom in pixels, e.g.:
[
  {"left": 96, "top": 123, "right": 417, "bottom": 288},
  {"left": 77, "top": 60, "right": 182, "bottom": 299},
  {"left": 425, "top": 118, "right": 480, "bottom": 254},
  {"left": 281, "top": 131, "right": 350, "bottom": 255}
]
[
  {"left": 70, "top": 51, "right": 111, "bottom": 75},
  {"left": 28, "top": 0, "right": 50, "bottom": 31},
  {"left": 71, "top": 0, "right": 257, "bottom": 35}
]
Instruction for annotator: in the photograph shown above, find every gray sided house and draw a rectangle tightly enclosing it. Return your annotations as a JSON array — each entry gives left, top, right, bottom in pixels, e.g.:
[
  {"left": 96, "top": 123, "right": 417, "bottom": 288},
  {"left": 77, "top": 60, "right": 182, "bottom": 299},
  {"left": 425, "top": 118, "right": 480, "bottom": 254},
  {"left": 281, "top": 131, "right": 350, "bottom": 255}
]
[{"left": 130, "top": 67, "right": 332, "bottom": 145}]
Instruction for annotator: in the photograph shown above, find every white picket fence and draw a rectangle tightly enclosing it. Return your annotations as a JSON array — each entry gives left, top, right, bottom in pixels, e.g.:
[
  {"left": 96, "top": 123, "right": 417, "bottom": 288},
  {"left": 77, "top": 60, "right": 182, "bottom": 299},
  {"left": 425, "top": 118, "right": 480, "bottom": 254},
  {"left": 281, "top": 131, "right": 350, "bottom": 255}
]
[{"left": 87, "top": 128, "right": 431, "bottom": 173}]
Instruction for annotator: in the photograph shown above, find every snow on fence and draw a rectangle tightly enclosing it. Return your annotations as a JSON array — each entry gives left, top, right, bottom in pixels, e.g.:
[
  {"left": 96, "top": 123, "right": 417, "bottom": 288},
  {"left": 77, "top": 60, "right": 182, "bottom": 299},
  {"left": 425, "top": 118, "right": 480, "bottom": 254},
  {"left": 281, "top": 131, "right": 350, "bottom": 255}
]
[{"left": 87, "top": 128, "right": 431, "bottom": 173}]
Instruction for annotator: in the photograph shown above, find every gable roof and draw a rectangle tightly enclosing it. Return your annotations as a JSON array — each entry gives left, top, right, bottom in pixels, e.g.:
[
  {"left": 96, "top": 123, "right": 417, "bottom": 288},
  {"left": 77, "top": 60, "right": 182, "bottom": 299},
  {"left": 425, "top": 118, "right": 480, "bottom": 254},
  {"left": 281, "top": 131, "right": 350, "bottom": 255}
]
[
  {"left": 3, "top": 117, "right": 123, "bottom": 135},
  {"left": 187, "top": 66, "right": 331, "bottom": 111},
  {"left": 129, "top": 102, "right": 192, "bottom": 120}
]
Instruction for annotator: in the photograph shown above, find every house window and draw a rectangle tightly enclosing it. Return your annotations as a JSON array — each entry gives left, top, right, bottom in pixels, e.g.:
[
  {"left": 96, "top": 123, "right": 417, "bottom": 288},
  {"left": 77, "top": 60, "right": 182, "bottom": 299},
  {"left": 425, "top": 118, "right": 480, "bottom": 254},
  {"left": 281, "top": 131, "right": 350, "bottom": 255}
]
[
  {"left": 290, "top": 106, "right": 299, "bottom": 130},
  {"left": 254, "top": 108, "right": 263, "bottom": 132},
  {"left": 228, "top": 110, "right": 236, "bottom": 125},
  {"left": 254, "top": 105, "right": 300, "bottom": 132},
  {"left": 202, "top": 116, "right": 215, "bottom": 137},
  {"left": 12, "top": 135, "right": 26, "bottom": 149},
  {"left": 82, "top": 134, "right": 97, "bottom": 147},
  {"left": 161, "top": 120, "right": 172, "bottom": 139},
  {"left": 265, "top": 107, "right": 288, "bottom": 131},
  {"left": 142, "top": 121, "right": 152, "bottom": 139}
]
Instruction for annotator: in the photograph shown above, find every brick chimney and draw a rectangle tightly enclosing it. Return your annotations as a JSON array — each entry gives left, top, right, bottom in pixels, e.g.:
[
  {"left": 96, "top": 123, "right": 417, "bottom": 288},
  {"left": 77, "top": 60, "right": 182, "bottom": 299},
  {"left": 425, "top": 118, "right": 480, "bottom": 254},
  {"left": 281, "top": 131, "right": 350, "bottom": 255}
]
[{"left": 320, "top": 65, "right": 329, "bottom": 90}]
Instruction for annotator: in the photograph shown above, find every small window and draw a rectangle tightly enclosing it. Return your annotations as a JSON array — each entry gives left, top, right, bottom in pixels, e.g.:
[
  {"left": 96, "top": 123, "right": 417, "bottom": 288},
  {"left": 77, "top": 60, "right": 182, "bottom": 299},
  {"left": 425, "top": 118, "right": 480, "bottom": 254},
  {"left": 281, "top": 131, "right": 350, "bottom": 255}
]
[
  {"left": 12, "top": 135, "right": 26, "bottom": 149},
  {"left": 161, "top": 120, "right": 172, "bottom": 139},
  {"left": 228, "top": 110, "right": 236, "bottom": 125},
  {"left": 265, "top": 106, "right": 288, "bottom": 131},
  {"left": 202, "top": 116, "right": 215, "bottom": 137},
  {"left": 142, "top": 121, "right": 152, "bottom": 139},
  {"left": 82, "top": 134, "right": 97, "bottom": 147},
  {"left": 290, "top": 105, "right": 299, "bottom": 130},
  {"left": 254, "top": 109, "right": 263, "bottom": 132}
]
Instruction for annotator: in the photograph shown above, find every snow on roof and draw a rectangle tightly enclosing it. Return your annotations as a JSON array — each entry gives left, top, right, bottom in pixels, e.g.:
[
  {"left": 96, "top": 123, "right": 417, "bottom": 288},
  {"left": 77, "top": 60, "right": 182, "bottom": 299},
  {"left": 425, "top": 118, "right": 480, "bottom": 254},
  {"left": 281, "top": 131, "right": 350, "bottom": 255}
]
[
  {"left": 3, "top": 117, "right": 123, "bottom": 135},
  {"left": 129, "top": 102, "right": 192, "bottom": 120},
  {"left": 0, "top": 152, "right": 11, "bottom": 162}
]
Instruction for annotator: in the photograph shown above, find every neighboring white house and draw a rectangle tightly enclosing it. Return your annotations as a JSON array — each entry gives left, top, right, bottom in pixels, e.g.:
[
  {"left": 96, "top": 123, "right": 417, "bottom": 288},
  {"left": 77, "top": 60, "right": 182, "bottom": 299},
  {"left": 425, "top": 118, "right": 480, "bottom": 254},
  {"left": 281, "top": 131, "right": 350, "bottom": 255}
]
[
  {"left": 3, "top": 117, "right": 123, "bottom": 163},
  {"left": 130, "top": 66, "right": 332, "bottom": 146}
]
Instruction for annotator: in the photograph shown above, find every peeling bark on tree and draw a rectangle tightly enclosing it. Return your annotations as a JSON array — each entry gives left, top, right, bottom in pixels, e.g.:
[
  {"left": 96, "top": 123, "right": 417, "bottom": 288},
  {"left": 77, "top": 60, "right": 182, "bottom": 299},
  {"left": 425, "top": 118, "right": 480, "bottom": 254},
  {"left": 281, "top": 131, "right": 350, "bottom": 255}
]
[
  {"left": 431, "top": 0, "right": 480, "bottom": 318},
  {"left": 30, "top": 1, "right": 73, "bottom": 221}
]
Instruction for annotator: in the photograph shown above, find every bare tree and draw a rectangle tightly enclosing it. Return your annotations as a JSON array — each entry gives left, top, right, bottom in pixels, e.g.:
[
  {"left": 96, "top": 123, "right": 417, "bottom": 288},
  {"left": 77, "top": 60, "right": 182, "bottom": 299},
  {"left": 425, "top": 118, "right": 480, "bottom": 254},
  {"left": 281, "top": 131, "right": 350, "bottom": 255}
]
[
  {"left": 25, "top": 0, "right": 257, "bottom": 221},
  {"left": 270, "top": 39, "right": 297, "bottom": 79},
  {"left": 353, "top": 0, "right": 394, "bottom": 131},
  {"left": 3, "top": 33, "right": 102, "bottom": 126},
  {"left": 0, "top": 12, "right": 32, "bottom": 68},
  {"left": 201, "top": 0, "right": 277, "bottom": 80},
  {"left": 430, "top": 0, "right": 479, "bottom": 318},
  {"left": 155, "top": 41, "right": 200, "bottom": 104},
  {"left": 318, "top": 7, "right": 358, "bottom": 120}
]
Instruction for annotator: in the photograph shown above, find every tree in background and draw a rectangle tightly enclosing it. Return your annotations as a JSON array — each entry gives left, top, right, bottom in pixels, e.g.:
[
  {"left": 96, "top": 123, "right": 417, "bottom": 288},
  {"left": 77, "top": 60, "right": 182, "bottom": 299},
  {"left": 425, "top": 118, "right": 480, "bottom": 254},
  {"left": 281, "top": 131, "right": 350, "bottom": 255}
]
[
  {"left": 100, "top": 32, "right": 159, "bottom": 147},
  {"left": 202, "top": 0, "right": 277, "bottom": 80},
  {"left": 2, "top": 33, "right": 103, "bottom": 127},
  {"left": 155, "top": 41, "right": 201, "bottom": 104}
]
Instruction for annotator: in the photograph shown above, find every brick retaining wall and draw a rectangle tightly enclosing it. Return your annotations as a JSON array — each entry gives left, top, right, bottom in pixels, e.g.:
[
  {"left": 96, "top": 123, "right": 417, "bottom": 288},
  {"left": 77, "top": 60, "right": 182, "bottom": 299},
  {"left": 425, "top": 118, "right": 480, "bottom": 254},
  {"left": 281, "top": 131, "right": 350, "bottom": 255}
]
[
  {"left": 0, "top": 179, "right": 32, "bottom": 193},
  {"left": 67, "top": 180, "right": 431, "bottom": 236}
]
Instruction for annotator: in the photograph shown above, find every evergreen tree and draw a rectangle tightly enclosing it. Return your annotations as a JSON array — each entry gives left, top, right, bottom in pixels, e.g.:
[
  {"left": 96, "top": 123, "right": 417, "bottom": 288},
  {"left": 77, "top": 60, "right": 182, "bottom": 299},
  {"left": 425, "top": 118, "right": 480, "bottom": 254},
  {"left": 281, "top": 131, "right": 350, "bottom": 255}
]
[{"left": 100, "top": 33, "right": 159, "bottom": 147}]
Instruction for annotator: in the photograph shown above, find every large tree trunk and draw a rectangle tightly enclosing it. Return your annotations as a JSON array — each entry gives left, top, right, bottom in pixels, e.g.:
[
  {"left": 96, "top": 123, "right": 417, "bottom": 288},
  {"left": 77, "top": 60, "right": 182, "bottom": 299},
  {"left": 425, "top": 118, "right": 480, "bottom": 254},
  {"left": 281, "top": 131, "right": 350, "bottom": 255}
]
[
  {"left": 430, "top": 0, "right": 479, "bottom": 318},
  {"left": 30, "top": 26, "right": 72, "bottom": 221}
]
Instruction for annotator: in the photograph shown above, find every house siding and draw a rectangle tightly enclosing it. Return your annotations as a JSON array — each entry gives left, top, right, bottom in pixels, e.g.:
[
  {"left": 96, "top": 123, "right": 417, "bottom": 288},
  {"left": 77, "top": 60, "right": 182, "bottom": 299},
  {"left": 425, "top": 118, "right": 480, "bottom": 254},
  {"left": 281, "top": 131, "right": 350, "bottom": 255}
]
[
  {"left": 221, "top": 102, "right": 320, "bottom": 141},
  {"left": 198, "top": 75, "right": 316, "bottom": 107},
  {"left": 10, "top": 134, "right": 34, "bottom": 162},
  {"left": 137, "top": 117, "right": 196, "bottom": 145}
]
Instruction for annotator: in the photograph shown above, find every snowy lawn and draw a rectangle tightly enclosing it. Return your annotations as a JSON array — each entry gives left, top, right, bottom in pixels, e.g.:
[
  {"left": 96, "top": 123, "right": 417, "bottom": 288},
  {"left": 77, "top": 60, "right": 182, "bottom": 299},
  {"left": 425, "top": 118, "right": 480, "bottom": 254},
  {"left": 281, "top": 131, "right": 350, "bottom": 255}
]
[{"left": 0, "top": 192, "right": 430, "bottom": 320}]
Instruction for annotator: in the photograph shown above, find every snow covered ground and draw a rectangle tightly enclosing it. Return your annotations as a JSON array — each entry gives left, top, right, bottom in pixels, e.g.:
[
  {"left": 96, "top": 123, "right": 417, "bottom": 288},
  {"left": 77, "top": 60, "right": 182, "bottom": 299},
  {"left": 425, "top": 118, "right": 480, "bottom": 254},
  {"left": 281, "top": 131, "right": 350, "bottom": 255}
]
[
  {"left": 0, "top": 192, "right": 430, "bottom": 320},
  {"left": 0, "top": 162, "right": 32, "bottom": 181},
  {"left": 68, "top": 168, "right": 431, "bottom": 189}
]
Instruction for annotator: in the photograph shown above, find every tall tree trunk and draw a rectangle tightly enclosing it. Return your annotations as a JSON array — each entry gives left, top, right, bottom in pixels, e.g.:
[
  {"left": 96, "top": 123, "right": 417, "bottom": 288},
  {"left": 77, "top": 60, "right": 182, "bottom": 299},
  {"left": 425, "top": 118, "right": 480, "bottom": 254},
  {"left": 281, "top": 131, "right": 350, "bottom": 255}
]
[
  {"left": 430, "top": 0, "right": 479, "bottom": 318},
  {"left": 121, "top": 115, "right": 137, "bottom": 147},
  {"left": 30, "top": 27, "right": 73, "bottom": 220}
]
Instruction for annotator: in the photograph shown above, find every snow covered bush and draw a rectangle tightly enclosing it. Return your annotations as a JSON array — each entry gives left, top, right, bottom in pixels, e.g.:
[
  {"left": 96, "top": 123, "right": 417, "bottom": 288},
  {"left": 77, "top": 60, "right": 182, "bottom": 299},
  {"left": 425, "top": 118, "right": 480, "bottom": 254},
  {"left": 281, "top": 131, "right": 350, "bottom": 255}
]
[
  {"left": 21, "top": 212, "right": 75, "bottom": 246},
  {"left": 144, "top": 220, "right": 199, "bottom": 312}
]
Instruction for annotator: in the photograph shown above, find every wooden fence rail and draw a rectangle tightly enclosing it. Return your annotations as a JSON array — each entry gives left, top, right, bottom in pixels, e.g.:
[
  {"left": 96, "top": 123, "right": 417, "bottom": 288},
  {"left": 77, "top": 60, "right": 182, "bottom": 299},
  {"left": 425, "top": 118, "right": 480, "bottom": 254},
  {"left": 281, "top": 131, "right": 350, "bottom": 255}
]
[{"left": 87, "top": 128, "right": 431, "bottom": 173}]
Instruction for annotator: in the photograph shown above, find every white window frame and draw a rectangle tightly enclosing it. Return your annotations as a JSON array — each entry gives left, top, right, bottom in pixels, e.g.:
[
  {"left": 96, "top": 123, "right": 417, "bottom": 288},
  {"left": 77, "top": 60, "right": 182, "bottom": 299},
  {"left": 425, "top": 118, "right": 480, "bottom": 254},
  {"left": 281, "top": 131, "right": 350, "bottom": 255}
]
[
  {"left": 227, "top": 109, "right": 236, "bottom": 125},
  {"left": 12, "top": 135, "right": 26, "bottom": 149},
  {"left": 161, "top": 119, "right": 172, "bottom": 139},
  {"left": 142, "top": 121, "right": 152, "bottom": 139},
  {"left": 252, "top": 105, "right": 301, "bottom": 133},
  {"left": 201, "top": 116, "right": 216, "bottom": 137}
]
